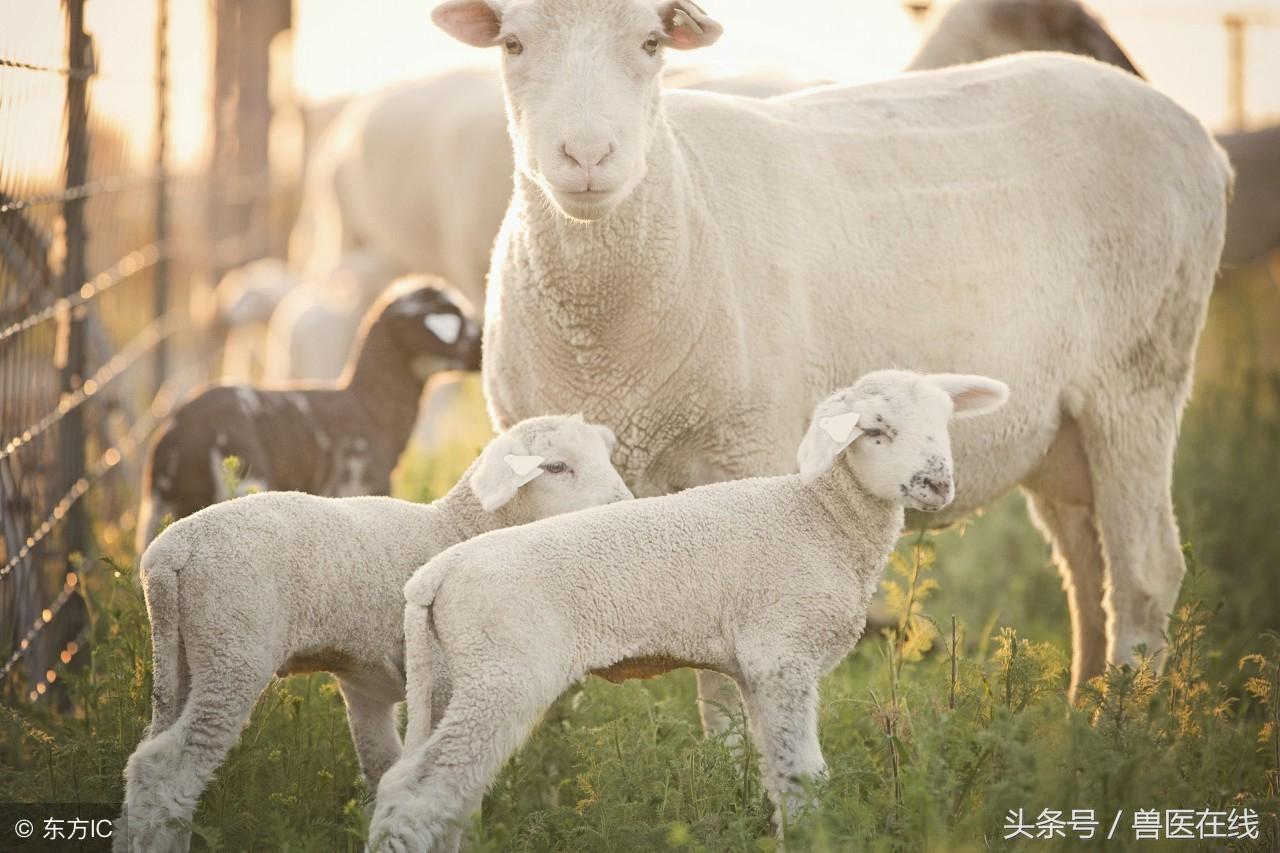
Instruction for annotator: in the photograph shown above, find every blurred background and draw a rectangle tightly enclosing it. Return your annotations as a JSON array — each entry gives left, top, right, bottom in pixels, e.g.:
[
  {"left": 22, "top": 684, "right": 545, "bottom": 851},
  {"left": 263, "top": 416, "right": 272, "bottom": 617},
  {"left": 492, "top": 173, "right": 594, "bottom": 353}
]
[{"left": 1, "top": 0, "right": 1278, "bottom": 717}]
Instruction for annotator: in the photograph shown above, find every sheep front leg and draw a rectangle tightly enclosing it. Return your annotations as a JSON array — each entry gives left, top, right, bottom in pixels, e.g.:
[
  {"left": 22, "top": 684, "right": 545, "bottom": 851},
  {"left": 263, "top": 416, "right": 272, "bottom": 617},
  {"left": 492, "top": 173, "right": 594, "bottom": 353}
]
[
  {"left": 338, "top": 680, "right": 403, "bottom": 790},
  {"left": 739, "top": 674, "right": 826, "bottom": 838}
]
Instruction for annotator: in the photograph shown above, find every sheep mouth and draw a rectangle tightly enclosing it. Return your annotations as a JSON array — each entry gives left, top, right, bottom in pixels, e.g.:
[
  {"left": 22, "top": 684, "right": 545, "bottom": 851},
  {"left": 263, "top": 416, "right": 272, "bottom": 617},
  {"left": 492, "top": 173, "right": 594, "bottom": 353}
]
[{"left": 548, "top": 188, "right": 621, "bottom": 221}]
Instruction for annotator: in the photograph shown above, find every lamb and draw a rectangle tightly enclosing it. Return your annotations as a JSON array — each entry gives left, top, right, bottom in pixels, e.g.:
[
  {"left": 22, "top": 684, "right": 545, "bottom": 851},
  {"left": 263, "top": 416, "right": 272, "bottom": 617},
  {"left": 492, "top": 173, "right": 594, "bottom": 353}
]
[
  {"left": 368, "top": 371, "right": 1009, "bottom": 851},
  {"left": 116, "top": 414, "right": 631, "bottom": 853},
  {"left": 136, "top": 277, "right": 480, "bottom": 552},
  {"left": 436, "top": 0, "right": 1232, "bottom": 716}
]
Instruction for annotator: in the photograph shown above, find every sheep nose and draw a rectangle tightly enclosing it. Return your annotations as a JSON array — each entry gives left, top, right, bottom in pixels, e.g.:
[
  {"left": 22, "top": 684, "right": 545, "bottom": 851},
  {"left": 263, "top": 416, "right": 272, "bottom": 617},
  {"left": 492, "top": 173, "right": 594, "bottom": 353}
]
[
  {"left": 921, "top": 476, "right": 951, "bottom": 499},
  {"left": 561, "top": 140, "right": 613, "bottom": 174}
]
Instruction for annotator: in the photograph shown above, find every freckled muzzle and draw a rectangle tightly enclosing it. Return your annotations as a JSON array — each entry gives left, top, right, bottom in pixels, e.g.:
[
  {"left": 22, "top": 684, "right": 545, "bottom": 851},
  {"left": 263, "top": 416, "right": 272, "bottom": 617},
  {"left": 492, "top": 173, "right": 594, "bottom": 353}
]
[{"left": 905, "top": 457, "right": 954, "bottom": 511}]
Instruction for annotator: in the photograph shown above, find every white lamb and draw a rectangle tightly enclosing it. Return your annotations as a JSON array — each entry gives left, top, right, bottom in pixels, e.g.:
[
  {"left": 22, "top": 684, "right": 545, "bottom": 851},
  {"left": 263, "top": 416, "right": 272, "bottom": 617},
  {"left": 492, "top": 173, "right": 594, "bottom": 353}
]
[
  {"left": 368, "top": 370, "right": 1009, "bottom": 851},
  {"left": 115, "top": 415, "right": 630, "bottom": 853},
  {"left": 435, "top": 0, "right": 1232, "bottom": 716}
]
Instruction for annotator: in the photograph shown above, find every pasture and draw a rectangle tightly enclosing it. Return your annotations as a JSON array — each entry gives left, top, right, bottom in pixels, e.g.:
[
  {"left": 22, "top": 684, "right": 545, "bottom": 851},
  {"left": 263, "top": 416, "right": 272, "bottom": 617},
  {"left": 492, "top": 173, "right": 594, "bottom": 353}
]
[{"left": 3, "top": 272, "right": 1278, "bottom": 850}]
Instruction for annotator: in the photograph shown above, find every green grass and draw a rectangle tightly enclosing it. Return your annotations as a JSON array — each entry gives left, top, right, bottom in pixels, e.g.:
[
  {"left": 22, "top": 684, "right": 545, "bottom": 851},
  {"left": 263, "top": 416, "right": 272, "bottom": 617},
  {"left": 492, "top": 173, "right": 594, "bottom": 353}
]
[{"left": 3, "top": 290, "right": 1280, "bottom": 850}]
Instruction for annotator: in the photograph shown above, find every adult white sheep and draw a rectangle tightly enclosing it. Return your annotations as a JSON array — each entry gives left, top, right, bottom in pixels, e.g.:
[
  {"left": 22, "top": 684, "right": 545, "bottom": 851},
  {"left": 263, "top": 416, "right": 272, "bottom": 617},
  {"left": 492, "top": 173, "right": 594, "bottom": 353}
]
[
  {"left": 434, "top": 0, "right": 1232, "bottom": 715},
  {"left": 369, "top": 370, "right": 1009, "bottom": 851},
  {"left": 115, "top": 415, "right": 630, "bottom": 853}
]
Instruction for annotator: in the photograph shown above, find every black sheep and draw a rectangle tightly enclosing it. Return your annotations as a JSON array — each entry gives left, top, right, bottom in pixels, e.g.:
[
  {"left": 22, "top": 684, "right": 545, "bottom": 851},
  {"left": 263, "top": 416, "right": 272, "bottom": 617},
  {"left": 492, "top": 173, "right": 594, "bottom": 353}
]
[{"left": 137, "top": 278, "right": 481, "bottom": 550}]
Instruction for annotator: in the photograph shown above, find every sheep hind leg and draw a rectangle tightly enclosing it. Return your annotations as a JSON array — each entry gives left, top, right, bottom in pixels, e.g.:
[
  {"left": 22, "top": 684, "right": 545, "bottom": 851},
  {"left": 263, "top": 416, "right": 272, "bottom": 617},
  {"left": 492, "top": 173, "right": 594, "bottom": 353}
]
[
  {"left": 1022, "top": 417, "right": 1107, "bottom": 699},
  {"left": 738, "top": 673, "right": 826, "bottom": 840},
  {"left": 695, "top": 669, "right": 745, "bottom": 750},
  {"left": 1075, "top": 381, "right": 1189, "bottom": 670},
  {"left": 118, "top": 670, "right": 270, "bottom": 853},
  {"left": 337, "top": 679, "right": 402, "bottom": 791},
  {"left": 370, "top": 678, "right": 554, "bottom": 853}
]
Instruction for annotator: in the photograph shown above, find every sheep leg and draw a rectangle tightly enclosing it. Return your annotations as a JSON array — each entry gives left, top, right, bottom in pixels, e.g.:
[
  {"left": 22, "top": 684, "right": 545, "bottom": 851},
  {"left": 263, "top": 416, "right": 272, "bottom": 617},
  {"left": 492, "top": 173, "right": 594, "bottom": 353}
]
[
  {"left": 370, "top": 678, "right": 554, "bottom": 853},
  {"left": 694, "top": 669, "right": 744, "bottom": 748},
  {"left": 119, "top": 670, "right": 268, "bottom": 853},
  {"left": 1076, "top": 385, "right": 1187, "bottom": 669},
  {"left": 338, "top": 680, "right": 403, "bottom": 790},
  {"left": 738, "top": 674, "right": 826, "bottom": 836},
  {"left": 1024, "top": 491, "right": 1107, "bottom": 698}
]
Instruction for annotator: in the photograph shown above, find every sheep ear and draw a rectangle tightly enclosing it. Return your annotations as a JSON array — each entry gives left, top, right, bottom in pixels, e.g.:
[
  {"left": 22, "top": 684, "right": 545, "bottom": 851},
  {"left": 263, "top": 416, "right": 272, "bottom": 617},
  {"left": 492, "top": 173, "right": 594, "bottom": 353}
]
[
  {"left": 470, "top": 434, "right": 544, "bottom": 512},
  {"left": 592, "top": 423, "right": 618, "bottom": 454},
  {"left": 432, "top": 0, "right": 502, "bottom": 48},
  {"left": 796, "top": 409, "right": 863, "bottom": 485},
  {"left": 659, "top": 1, "right": 723, "bottom": 50},
  {"left": 928, "top": 374, "right": 1010, "bottom": 419}
]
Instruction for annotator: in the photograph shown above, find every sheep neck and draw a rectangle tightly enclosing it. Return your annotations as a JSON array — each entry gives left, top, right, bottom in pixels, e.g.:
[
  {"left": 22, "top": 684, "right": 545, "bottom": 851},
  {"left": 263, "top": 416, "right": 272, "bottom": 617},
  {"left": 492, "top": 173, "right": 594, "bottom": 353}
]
[
  {"left": 508, "top": 112, "right": 714, "bottom": 352},
  {"left": 806, "top": 459, "right": 904, "bottom": 555},
  {"left": 433, "top": 461, "right": 506, "bottom": 542},
  {"left": 342, "top": 322, "right": 427, "bottom": 445}
]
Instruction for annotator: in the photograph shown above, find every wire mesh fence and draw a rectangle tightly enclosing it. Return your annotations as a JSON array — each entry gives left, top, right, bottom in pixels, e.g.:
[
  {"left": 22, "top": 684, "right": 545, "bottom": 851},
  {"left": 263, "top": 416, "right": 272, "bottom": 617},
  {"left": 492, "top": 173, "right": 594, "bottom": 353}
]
[{"left": 0, "top": 0, "right": 281, "bottom": 708}]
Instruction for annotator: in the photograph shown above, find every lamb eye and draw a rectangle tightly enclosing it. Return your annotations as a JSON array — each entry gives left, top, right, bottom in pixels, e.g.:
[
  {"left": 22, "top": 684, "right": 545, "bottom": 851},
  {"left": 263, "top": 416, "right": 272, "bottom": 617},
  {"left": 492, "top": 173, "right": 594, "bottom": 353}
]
[
  {"left": 863, "top": 428, "right": 886, "bottom": 440},
  {"left": 541, "top": 461, "right": 569, "bottom": 474},
  {"left": 504, "top": 35, "right": 523, "bottom": 55},
  {"left": 643, "top": 35, "right": 660, "bottom": 56}
]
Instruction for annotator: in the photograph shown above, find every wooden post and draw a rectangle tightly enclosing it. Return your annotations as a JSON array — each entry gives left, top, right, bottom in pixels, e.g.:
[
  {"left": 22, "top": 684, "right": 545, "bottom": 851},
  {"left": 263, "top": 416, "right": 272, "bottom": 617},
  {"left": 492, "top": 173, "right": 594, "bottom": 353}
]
[{"left": 154, "top": 0, "right": 170, "bottom": 395}]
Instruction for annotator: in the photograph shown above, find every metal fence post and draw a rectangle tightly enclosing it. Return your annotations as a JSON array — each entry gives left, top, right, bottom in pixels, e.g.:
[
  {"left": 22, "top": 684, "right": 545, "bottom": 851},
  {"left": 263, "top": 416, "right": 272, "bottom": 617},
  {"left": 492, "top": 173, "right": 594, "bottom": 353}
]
[
  {"left": 60, "top": 0, "right": 91, "bottom": 563},
  {"left": 154, "top": 0, "right": 170, "bottom": 395}
]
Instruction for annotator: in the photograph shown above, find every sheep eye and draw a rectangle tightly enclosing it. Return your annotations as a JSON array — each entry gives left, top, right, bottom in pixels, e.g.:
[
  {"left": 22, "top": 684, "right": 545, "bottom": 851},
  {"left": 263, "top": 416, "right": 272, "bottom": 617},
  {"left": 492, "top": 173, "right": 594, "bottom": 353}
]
[
  {"left": 541, "top": 461, "right": 569, "bottom": 474},
  {"left": 862, "top": 428, "right": 886, "bottom": 440},
  {"left": 504, "top": 35, "right": 523, "bottom": 55},
  {"left": 643, "top": 35, "right": 660, "bottom": 56}
]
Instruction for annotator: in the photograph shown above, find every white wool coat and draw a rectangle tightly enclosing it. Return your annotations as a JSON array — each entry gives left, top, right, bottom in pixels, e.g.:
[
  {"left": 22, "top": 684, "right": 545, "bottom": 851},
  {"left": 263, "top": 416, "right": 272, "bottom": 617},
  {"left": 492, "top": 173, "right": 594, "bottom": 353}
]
[
  {"left": 484, "top": 53, "right": 1230, "bottom": 518},
  {"left": 407, "top": 462, "right": 900, "bottom": 689}
]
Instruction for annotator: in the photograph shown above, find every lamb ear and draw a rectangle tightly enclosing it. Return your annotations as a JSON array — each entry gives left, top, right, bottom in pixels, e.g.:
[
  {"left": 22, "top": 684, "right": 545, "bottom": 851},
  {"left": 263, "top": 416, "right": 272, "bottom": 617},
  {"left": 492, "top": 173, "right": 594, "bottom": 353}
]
[
  {"left": 591, "top": 423, "right": 618, "bottom": 454},
  {"left": 659, "top": 1, "right": 723, "bottom": 50},
  {"left": 470, "top": 432, "right": 544, "bottom": 512},
  {"left": 796, "top": 407, "right": 863, "bottom": 485},
  {"left": 929, "top": 374, "right": 1010, "bottom": 420},
  {"left": 432, "top": 0, "right": 502, "bottom": 48}
]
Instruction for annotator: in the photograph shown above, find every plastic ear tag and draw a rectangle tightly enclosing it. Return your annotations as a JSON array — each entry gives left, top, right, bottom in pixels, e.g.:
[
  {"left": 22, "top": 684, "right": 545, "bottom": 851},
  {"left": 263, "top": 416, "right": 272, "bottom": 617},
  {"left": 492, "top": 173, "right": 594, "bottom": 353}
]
[
  {"left": 818, "top": 412, "right": 861, "bottom": 443},
  {"left": 424, "top": 313, "right": 463, "bottom": 344},
  {"left": 672, "top": 8, "right": 703, "bottom": 33},
  {"left": 504, "top": 454, "right": 544, "bottom": 477}
]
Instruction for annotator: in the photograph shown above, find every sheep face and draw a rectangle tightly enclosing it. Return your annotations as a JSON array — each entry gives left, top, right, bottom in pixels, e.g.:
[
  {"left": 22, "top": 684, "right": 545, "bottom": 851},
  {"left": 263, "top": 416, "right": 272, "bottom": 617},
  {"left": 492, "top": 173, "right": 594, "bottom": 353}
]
[
  {"left": 432, "top": 0, "right": 722, "bottom": 222},
  {"left": 796, "top": 371, "right": 1009, "bottom": 512},
  {"left": 382, "top": 281, "right": 483, "bottom": 374},
  {"left": 470, "top": 414, "right": 633, "bottom": 522}
]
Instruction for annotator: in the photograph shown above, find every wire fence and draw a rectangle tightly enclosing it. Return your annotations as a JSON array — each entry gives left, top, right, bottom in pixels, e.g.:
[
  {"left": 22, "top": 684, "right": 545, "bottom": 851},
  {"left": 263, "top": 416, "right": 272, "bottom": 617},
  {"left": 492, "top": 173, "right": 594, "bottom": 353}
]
[{"left": 0, "top": 0, "right": 282, "bottom": 707}]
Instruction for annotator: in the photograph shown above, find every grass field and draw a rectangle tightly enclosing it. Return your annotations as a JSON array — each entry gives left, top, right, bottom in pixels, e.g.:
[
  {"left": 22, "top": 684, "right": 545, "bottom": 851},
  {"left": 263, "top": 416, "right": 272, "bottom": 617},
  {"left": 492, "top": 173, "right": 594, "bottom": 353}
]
[{"left": 2, "top": 273, "right": 1279, "bottom": 851}]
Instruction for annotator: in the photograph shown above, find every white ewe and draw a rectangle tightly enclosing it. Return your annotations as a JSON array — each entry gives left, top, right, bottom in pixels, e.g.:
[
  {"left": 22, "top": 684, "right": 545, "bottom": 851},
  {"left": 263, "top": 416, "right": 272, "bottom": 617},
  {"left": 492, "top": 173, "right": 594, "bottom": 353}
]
[
  {"left": 435, "top": 0, "right": 1231, "bottom": 716},
  {"left": 368, "top": 371, "right": 1008, "bottom": 851},
  {"left": 115, "top": 415, "right": 631, "bottom": 853}
]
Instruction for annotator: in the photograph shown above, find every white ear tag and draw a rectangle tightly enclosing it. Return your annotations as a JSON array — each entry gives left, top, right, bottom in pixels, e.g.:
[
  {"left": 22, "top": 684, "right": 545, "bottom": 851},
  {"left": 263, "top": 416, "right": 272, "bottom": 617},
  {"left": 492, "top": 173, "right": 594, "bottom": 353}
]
[
  {"left": 424, "top": 313, "right": 463, "bottom": 344},
  {"left": 819, "top": 412, "right": 862, "bottom": 443},
  {"left": 504, "top": 454, "right": 544, "bottom": 477}
]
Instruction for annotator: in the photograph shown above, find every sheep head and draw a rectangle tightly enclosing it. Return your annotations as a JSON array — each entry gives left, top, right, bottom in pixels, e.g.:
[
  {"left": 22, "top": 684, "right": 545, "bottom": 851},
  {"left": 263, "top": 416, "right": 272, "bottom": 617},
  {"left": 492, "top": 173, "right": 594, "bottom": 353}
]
[{"left": 797, "top": 370, "right": 1009, "bottom": 511}]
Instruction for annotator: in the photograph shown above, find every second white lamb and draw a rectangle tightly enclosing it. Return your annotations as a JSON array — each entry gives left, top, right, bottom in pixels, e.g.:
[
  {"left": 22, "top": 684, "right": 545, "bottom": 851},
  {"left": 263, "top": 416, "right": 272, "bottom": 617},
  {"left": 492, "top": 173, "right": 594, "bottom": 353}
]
[{"left": 370, "top": 369, "right": 1009, "bottom": 851}]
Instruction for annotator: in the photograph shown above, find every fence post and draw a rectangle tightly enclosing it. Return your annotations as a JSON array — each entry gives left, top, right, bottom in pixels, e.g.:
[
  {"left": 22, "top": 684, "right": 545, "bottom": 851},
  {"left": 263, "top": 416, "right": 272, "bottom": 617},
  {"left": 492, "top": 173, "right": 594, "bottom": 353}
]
[
  {"left": 154, "top": 0, "right": 170, "bottom": 395},
  {"left": 60, "top": 0, "right": 91, "bottom": 563}
]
